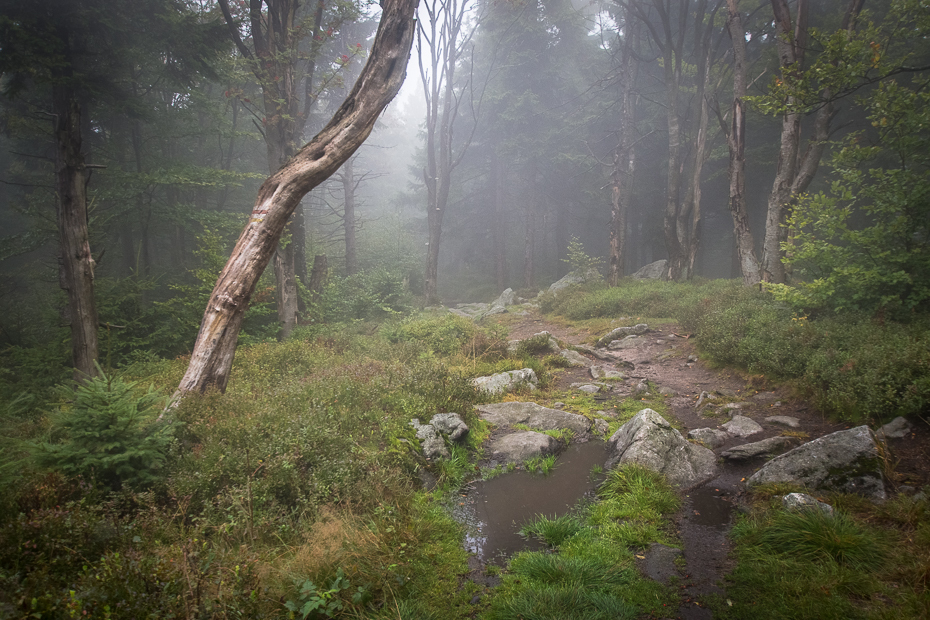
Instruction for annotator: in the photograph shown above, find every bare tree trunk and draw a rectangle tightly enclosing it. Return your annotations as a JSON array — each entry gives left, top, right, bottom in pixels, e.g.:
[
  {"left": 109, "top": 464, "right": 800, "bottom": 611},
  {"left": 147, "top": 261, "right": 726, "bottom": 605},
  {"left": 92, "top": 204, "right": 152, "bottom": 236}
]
[
  {"left": 491, "top": 150, "right": 507, "bottom": 290},
  {"left": 175, "top": 0, "right": 418, "bottom": 397},
  {"left": 724, "top": 0, "right": 761, "bottom": 285},
  {"left": 608, "top": 11, "right": 638, "bottom": 287},
  {"left": 308, "top": 253, "right": 328, "bottom": 304},
  {"left": 54, "top": 84, "right": 98, "bottom": 382},
  {"left": 523, "top": 204, "right": 535, "bottom": 290},
  {"left": 341, "top": 157, "right": 358, "bottom": 275}
]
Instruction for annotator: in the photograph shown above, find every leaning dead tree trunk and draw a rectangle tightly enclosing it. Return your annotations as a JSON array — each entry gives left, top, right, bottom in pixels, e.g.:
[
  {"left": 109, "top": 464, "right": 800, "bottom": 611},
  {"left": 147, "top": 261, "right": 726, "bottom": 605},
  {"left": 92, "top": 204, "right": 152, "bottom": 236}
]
[
  {"left": 54, "top": 83, "right": 99, "bottom": 383},
  {"left": 175, "top": 0, "right": 418, "bottom": 397}
]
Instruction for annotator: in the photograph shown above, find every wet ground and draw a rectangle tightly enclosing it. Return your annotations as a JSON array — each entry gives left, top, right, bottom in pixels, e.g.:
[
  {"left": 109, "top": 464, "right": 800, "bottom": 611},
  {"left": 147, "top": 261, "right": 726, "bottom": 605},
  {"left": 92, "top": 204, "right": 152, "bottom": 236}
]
[{"left": 458, "top": 309, "right": 930, "bottom": 618}]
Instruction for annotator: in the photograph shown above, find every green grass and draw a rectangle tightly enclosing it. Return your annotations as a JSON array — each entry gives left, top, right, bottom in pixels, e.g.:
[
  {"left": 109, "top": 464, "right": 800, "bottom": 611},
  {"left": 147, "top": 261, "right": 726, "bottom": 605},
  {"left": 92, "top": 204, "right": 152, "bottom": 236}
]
[
  {"left": 483, "top": 464, "right": 679, "bottom": 619},
  {"left": 524, "top": 454, "right": 557, "bottom": 475}
]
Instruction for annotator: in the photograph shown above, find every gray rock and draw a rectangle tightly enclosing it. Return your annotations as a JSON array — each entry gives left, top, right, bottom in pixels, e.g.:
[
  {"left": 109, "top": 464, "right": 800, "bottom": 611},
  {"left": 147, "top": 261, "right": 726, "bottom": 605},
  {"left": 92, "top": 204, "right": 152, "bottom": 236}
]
[
  {"left": 594, "top": 418, "right": 610, "bottom": 435},
  {"left": 484, "top": 288, "right": 516, "bottom": 316},
  {"left": 596, "top": 323, "right": 649, "bottom": 347},
  {"left": 489, "top": 431, "right": 560, "bottom": 464},
  {"left": 687, "top": 427, "right": 729, "bottom": 448},
  {"left": 655, "top": 339, "right": 666, "bottom": 345},
  {"left": 722, "top": 436, "right": 794, "bottom": 461},
  {"left": 409, "top": 418, "right": 449, "bottom": 459},
  {"left": 747, "top": 426, "right": 886, "bottom": 501},
  {"left": 548, "top": 269, "right": 600, "bottom": 293},
  {"left": 590, "top": 365, "right": 625, "bottom": 380},
  {"left": 575, "top": 344, "right": 614, "bottom": 361},
  {"left": 429, "top": 413, "right": 469, "bottom": 442},
  {"left": 766, "top": 416, "right": 800, "bottom": 429},
  {"left": 752, "top": 392, "right": 779, "bottom": 402},
  {"left": 552, "top": 402, "right": 565, "bottom": 409},
  {"left": 658, "top": 386, "right": 677, "bottom": 397},
  {"left": 607, "top": 335, "right": 646, "bottom": 350},
  {"left": 782, "top": 493, "right": 834, "bottom": 516},
  {"left": 639, "top": 543, "right": 682, "bottom": 584},
  {"left": 877, "top": 416, "right": 913, "bottom": 440},
  {"left": 631, "top": 259, "right": 669, "bottom": 280},
  {"left": 575, "top": 384, "right": 602, "bottom": 394},
  {"left": 687, "top": 354, "right": 698, "bottom": 363},
  {"left": 632, "top": 381, "right": 649, "bottom": 397},
  {"left": 605, "top": 409, "right": 717, "bottom": 487},
  {"left": 451, "top": 302, "right": 489, "bottom": 318},
  {"left": 695, "top": 391, "right": 711, "bottom": 409},
  {"left": 717, "top": 388, "right": 738, "bottom": 398},
  {"left": 560, "top": 349, "right": 589, "bottom": 367},
  {"left": 722, "top": 415, "right": 763, "bottom": 438},
  {"left": 472, "top": 368, "right": 538, "bottom": 395},
  {"left": 475, "top": 401, "right": 592, "bottom": 436}
]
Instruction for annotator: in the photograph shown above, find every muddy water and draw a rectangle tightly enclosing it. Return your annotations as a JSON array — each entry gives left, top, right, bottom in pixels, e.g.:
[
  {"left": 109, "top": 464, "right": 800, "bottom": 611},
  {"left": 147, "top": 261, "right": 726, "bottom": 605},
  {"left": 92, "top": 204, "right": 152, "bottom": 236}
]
[{"left": 463, "top": 441, "right": 606, "bottom": 564}]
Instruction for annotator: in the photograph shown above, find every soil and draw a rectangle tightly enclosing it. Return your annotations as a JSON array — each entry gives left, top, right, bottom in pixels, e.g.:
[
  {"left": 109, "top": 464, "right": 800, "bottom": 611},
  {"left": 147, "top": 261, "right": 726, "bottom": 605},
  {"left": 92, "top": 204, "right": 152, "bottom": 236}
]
[{"left": 486, "top": 309, "right": 930, "bottom": 619}]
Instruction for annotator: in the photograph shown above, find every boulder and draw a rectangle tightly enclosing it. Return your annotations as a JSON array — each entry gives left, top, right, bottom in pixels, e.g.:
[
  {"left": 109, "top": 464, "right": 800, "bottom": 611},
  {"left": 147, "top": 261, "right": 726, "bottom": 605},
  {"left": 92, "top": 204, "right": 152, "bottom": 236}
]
[
  {"left": 450, "top": 302, "right": 489, "bottom": 319},
  {"left": 409, "top": 418, "right": 449, "bottom": 459},
  {"left": 575, "top": 384, "right": 601, "bottom": 394},
  {"left": 594, "top": 418, "right": 610, "bottom": 435},
  {"left": 596, "top": 324, "right": 649, "bottom": 347},
  {"left": 747, "top": 426, "right": 886, "bottom": 501},
  {"left": 631, "top": 259, "right": 668, "bottom": 280},
  {"left": 548, "top": 269, "right": 600, "bottom": 293},
  {"left": 489, "top": 431, "right": 560, "bottom": 464},
  {"left": 721, "top": 436, "right": 794, "bottom": 461},
  {"left": 472, "top": 368, "right": 538, "bottom": 395},
  {"left": 429, "top": 413, "right": 469, "bottom": 442},
  {"left": 766, "top": 415, "right": 800, "bottom": 429},
  {"left": 605, "top": 409, "right": 717, "bottom": 487},
  {"left": 687, "top": 427, "right": 729, "bottom": 449},
  {"left": 752, "top": 392, "right": 779, "bottom": 402},
  {"left": 632, "top": 381, "right": 649, "bottom": 397},
  {"left": 560, "top": 349, "right": 589, "bottom": 367},
  {"left": 484, "top": 288, "right": 516, "bottom": 316},
  {"left": 722, "top": 415, "right": 763, "bottom": 438},
  {"left": 608, "top": 336, "right": 646, "bottom": 350},
  {"left": 877, "top": 416, "right": 913, "bottom": 440},
  {"left": 475, "top": 401, "right": 592, "bottom": 436},
  {"left": 782, "top": 493, "right": 834, "bottom": 516}
]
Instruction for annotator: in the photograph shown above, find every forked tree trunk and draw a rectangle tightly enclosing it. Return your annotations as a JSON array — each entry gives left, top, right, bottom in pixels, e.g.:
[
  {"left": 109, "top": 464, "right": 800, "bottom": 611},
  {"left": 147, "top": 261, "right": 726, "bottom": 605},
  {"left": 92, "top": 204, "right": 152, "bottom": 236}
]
[
  {"left": 175, "top": 0, "right": 418, "bottom": 397},
  {"left": 54, "top": 83, "right": 99, "bottom": 383}
]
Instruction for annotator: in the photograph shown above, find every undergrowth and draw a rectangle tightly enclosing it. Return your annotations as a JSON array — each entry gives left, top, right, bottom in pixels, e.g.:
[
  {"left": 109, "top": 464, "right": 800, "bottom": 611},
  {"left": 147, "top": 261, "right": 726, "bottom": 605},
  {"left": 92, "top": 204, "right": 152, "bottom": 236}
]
[{"left": 541, "top": 279, "right": 930, "bottom": 424}]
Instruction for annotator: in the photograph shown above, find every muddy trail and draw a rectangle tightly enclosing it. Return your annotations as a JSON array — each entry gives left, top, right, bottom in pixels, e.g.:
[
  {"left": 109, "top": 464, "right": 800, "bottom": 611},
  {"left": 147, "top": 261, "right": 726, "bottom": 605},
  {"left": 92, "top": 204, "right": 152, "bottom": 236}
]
[{"left": 455, "top": 310, "right": 930, "bottom": 619}]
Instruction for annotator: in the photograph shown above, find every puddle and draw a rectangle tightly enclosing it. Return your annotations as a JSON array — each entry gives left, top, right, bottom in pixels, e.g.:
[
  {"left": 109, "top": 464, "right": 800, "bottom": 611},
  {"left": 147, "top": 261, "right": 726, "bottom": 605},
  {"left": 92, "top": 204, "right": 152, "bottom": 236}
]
[
  {"left": 462, "top": 441, "right": 606, "bottom": 564},
  {"left": 685, "top": 485, "right": 734, "bottom": 530}
]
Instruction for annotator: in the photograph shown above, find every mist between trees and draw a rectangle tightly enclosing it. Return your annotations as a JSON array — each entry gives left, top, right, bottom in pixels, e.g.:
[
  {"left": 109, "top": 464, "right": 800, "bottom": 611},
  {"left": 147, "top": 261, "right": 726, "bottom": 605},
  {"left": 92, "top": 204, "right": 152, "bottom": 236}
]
[{"left": 0, "top": 0, "right": 928, "bottom": 391}]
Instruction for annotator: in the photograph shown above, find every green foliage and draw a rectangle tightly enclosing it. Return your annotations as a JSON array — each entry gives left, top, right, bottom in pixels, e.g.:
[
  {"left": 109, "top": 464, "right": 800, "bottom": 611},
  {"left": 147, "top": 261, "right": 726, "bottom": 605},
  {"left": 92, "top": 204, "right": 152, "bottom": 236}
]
[
  {"left": 35, "top": 369, "right": 172, "bottom": 491},
  {"left": 310, "top": 267, "right": 413, "bottom": 324},
  {"left": 547, "top": 279, "right": 930, "bottom": 424},
  {"left": 769, "top": 77, "right": 930, "bottom": 316},
  {"left": 523, "top": 454, "right": 557, "bottom": 476},
  {"left": 285, "top": 568, "right": 363, "bottom": 619},
  {"left": 561, "top": 235, "right": 603, "bottom": 281},
  {"left": 381, "top": 313, "right": 483, "bottom": 356}
]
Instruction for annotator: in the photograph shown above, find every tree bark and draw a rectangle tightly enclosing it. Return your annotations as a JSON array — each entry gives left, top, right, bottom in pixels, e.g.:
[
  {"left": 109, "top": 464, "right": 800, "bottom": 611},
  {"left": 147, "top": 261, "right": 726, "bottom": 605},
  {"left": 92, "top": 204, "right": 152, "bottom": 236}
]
[
  {"left": 176, "top": 0, "right": 418, "bottom": 396},
  {"left": 341, "top": 157, "right": 358, "bottom": 275},
  {"left": 54, "top": 83, "right": 99, "bottom": 382},
  {"left": 608, "top": 9, "right": 638, "bottom": 287},
  {"left": 724, "top": 0, "right": 761, "bottom": 285},
  {"left": 308, "top": 253, "right": 328, "bottom": 304}
]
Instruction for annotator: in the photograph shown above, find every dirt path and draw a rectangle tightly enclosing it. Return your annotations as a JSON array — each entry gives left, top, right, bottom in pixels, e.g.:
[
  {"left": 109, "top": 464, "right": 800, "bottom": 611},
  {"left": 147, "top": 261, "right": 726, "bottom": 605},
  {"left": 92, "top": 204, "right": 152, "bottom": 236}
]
[{"left": 495, "top": 309, "right": 930, "bottom": 619}]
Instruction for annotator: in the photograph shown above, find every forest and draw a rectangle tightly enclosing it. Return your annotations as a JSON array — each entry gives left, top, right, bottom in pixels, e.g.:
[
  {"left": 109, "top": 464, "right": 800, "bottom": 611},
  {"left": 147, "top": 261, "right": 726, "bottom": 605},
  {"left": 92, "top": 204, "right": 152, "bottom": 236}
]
[{"left": 0, "top": 0, "right": 929, "bottom": 618}]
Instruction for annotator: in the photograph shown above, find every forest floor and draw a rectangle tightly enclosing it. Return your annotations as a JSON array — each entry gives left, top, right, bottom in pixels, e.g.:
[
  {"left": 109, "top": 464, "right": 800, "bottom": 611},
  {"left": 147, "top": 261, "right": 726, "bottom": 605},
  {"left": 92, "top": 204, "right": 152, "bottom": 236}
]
[{"left": 492, "top": 309, "right": 930, "bottom": 619}]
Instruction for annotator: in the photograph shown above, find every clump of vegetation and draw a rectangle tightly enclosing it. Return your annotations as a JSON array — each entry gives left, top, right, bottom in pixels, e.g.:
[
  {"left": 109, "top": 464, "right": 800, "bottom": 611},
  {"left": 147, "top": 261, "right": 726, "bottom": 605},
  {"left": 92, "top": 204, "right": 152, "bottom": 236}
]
[
  {"left": 34, "top": 369, "right": 172, "bottom": 491},
  {"left": 486, "top": 464, "right": 678, "bottom": 619}
]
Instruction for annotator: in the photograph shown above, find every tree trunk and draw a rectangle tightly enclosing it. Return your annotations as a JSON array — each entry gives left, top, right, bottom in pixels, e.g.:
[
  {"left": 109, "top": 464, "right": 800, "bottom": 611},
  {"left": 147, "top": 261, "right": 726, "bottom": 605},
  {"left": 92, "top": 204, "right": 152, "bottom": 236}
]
[
  {"left": 54, "top": 84, "right": 98, "bottom": 382},
  {"left": 341, "top": 157, "right": 358, "bottom": 276},
  {"left": 308, "top": 253, "right": 328, "bottom": 304},
  {"left": 725, "top": 0, "right": 761, "bottom": 285},
  {"left": 523, "top": 203, "right": 535, "bottom": 289},
  {"left": 175, "top": 0, "right": 418, "bottom": 397},
  {"left": 491, "top": 150, "right": 507, "bottom": 290}
]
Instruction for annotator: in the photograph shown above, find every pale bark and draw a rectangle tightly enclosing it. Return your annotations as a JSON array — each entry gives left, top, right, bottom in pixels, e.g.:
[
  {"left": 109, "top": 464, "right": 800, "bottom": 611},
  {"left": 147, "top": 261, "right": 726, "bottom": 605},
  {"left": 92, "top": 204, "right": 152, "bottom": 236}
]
[
  {"left": 608, "top": 9, "right": 638, "bottom": 287},
  {"left": 724, "top": 0, "right": 761, "bottom": 285},
  {"left": 340, "top": 157, "right": 358, "bottom": 276},
  {"left": 55, "top": 84, "right": 99, "bottom": 382},
  {"left": 176, "top": 0, "right": 418, "bottom": 396}
]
